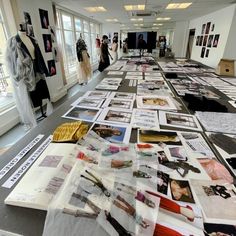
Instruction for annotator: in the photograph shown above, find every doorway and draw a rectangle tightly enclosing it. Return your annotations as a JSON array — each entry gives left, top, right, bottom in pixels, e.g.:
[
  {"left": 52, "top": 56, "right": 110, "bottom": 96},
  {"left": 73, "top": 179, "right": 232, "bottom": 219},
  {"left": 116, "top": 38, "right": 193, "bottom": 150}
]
[{"left": 186, "top": 29, "right": 195, "bottom": 59}]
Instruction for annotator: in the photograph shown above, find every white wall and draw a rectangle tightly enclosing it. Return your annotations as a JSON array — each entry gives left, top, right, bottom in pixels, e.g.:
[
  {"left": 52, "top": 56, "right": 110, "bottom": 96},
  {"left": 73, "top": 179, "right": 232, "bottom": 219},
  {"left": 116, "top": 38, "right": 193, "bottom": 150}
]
[
  {"left": 172, "top": 21, "right": 189, "bottom": 57},
  {"left": 12, "top": 0, "right": 67, "bottom": 102},
  {"left": 189, "top": 4, "right": 236, "bottom": 68}
]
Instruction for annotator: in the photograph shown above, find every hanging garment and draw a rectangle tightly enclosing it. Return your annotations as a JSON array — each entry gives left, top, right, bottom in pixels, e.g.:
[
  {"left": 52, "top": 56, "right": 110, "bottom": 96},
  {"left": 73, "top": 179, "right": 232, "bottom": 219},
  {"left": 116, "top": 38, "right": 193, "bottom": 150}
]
[
  {"left": 76, "top": 38, "right": 92, "bottom": 84},
  {"left": 5, "top": 34, "right": 50, "bottom": 128},
  {"left": 77, "top": 50, "right": 92, "bottom": 84}
]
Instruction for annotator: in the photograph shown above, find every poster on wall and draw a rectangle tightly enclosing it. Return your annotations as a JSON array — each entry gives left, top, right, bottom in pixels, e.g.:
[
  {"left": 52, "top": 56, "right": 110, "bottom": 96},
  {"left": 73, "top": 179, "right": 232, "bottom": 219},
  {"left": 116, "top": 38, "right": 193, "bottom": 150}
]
[
  {"left": 211, "top": 24, "right": 215, "bottom": 32},
  {"left": 205, "top": 22, "right": 211, "bottom": 34},
  {"left": 199, "top": 36, "right": 203, "bottom": 46},
  {"left": 201, "top": 47, "right": 206, "bottom": 58},
  {"left": 205, "top": 49, "right": 209, "bottom": 58},
  {"left": 207, "top": 35, "right": 214, "bottom": 47},
  {"left": 39, "top": 9, "right": 49, "bottom": 29},
  {"left": 27, "top": 25, "right": 35, "bottom": 37},
  {"left": 213, "top": 34, "right": 220, "bottom": 48},
  {"left": 43, "top": 34, "right": 52, "bottom": 52},
  {"left": 201, "top": 24, "right": 206, "bottom": 34},
  {"left": 48, "top": 60, "right": 56, "bottom": 76},
  {"left": 203, "top": 35, "right": 208, "bottom": 46},
  {"left": 24, "top": 12, "right": 32, "bottom": 25},
  {"left": 196, "top": 36, "right": 200, "bottom": 46}
]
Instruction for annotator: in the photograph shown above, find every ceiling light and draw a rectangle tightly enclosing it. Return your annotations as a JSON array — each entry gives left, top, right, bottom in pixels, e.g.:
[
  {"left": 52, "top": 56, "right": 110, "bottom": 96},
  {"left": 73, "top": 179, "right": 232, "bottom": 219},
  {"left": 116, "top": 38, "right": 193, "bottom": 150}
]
[
  {"left": 157, "top": 23, "right": 163, "bottom": 26},
  {"left": 124, "top": 5, "right": 145, "bottom": 11},
  {"left": 134, "top": 23, "right": 144, "bottom": 26},
  {"left": 156, "top": 17, "right": 171, "bottom": 21},
  {"left": 166, "top": 3, "right": 192, "bottom": 9},
  {"left": 130, "top": 18, "right": 143, "bottom": 22},
  {"left": 106, "top": 19, "right": 118, "bottom": 22},
  {"left": 152, "top": 27, "right": 159, "bottom": 29},
  {"left": 84, "top": 6, "right": 107, "bottom": 12}
]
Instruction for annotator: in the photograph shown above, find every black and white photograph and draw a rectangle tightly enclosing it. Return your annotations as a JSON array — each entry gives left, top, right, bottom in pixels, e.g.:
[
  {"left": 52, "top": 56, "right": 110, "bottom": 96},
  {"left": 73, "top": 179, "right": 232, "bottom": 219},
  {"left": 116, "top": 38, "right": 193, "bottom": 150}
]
[
  {"left": 213, "top": 34, "right": 220, "bottom": 47},
  {"left": 109, "top": 92, "right": 136, "bottom": 100},
  {"left": 43, "top": 34, "right": 52, "bottom": 52},
  {"left": 47, "top": 60, "right": 56, "bottom": 76},
  {"left": 98, "top": 108, "right": 133, "bottom": 125},
  {"left": 24, "top": 12, "right": 32, "bottom": 25},
  {"left": 196, "top": 36, "right": 200, "bottom": 46},
  {"left": 71, "top": 97, "right": 104, "bottom": 109},
  {"left": 83, "top": 90, "right": 110, "bottom": 99},
  {"left": 159, "top": 111, "right": 203, "bottom": 131},
  {"left": 199, "top": 35, "right": 203, "bottom": 46},
  {"left": 203, "top": 35, "right": 208, "bottom": 46},
  {"left": 207, "top": 35, "right": 214, "bottom": 47},
  {"left": 205, "top": 49, "right": 209, "bottom": 58},
  {"left": 39, "top": 8, "right": 49, "bottom": 29},
  {"left": 201, "top": 47, "right": 206, "bottom": 58},
  {"left": 102, "top": 98, "right": 134, "bottom": 110},
  {"left": 201, "top": 24, "right": 206, "bottom": 34},
  {"left": 62, "top": 107, "right": 102, "bottom": 122},
  {"left": 205, "top": 22, "right": 211, "bottom": 34},
  {"left": 26, "top": 24, "right": 34, "bottom": 37}
]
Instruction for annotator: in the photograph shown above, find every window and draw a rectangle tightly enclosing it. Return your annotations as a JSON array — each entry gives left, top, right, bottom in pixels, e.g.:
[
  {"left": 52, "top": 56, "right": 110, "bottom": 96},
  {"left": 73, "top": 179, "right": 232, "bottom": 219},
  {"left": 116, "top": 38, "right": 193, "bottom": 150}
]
[
  {"left": 56, "top": 8, "right": 101, "bottom": 85},
  {"left": 0, "top": 4, "right": 14, "bottom": 113}
]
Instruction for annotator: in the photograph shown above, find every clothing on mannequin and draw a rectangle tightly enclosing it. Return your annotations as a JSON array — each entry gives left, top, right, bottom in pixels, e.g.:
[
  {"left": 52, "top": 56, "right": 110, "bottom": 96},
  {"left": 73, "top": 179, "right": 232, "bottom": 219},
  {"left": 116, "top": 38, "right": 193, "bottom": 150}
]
[
  {"left": 95, "top": 35, "right": 101, "bottom": 57},
  {"left": 109, "top": 38, "right": 118, "bottom": 65},
  {"left": 76, "top": 35, "right": 92, "bottom": 85},
  {"left": 5, "top": 24, "right": 52, "bottom": 130}
]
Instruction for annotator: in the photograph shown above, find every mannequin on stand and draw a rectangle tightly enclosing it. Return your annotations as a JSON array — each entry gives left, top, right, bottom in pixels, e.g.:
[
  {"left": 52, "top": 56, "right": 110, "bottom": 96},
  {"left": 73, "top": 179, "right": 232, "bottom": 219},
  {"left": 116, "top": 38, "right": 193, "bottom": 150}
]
[
  {"left": 76, "top": 34, "right": 92, "bottom": 85},
  {"left": 95, "top": 34, "right": 101, "bottom": 58},
  {"left": 5, "top": 23, "right": 52, "bottom": 130}
]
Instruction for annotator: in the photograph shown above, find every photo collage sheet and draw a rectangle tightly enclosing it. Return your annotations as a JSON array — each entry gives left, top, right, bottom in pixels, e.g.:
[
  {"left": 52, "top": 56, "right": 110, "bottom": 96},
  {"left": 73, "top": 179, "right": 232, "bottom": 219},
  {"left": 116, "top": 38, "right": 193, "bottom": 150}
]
[{"left": 5, "top": 56, "right": 236, "bottom": 236}]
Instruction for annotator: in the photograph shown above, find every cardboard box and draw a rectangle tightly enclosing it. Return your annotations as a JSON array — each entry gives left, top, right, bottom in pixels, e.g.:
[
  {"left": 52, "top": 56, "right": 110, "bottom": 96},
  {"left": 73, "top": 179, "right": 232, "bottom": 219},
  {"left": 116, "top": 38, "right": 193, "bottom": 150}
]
[{"left": 216, "top": 59, "right": 235, "bottom": 76}]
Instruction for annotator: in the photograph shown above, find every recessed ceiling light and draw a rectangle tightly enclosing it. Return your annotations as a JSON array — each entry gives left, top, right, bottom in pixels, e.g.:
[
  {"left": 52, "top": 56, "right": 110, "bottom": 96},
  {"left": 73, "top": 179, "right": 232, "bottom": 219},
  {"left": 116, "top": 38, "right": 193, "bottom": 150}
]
[
  {"left": 106, "top": 19, "right": 118, "bottom": 22},
  {"left": 157, "top": 23, "right": 163, "bottom": 26},
  {"left": 156, "top": 17, "right": 171, "bottom": 21},
  {"left": 84, "top": 6, "right": 107, "bottom": 12},
  {"left": 124, "top": 5, "right": 145, "bottom": 11},
  {"left": 130, "top": 18, "right": 143, "bottom": 22},
  {"left": 166, "top": 3, "right": 192, "bottom": 9}
]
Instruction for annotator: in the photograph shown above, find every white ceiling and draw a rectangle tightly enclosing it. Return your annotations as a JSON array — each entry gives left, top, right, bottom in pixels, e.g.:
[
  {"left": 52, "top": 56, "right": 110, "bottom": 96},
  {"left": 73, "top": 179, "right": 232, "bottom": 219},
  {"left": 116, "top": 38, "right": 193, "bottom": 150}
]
[{"left": 53, "top": 0, "right": 235, "bottom": 31}]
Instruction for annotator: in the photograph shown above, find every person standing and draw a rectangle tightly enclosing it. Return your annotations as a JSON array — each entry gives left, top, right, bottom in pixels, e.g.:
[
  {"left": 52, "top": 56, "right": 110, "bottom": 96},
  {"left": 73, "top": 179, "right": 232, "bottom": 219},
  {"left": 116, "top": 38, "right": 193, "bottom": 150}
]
[{"left": 98, "top": 35, "right": 112, "bottom": 72}]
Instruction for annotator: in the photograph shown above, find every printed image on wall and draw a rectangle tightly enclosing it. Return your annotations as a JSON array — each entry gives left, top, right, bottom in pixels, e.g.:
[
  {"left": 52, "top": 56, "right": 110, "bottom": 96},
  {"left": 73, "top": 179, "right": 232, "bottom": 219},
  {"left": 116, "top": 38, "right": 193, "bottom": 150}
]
[
  {"left": 199, "top": 36, "right": 203, "bottom": 46},
  {"left": 205, "top": 22, "right": 211, "bottom": 34},
  {"left": 213, "top": 34, "right": 220, "bottom": 48},
  {"left": 24, "top": 12, "right": 32, "bottom": 25},
  {"left": 27, "top": 25, "right": 35, "bottom": 37},
  {"left": 201, "top": 47, "right": 206, "bottom": 58},
  {"left": 205, "top": 49, "right": 209, "bottom": 58},
  {"left": 48, "top": 60, "right": 56, "bottom": 76},
  {"left": 43, "top": 34, "right": 52, "bottom": 52},
  {"left": 203, "top": 35, "right": 208, "bottom": 46},
  {"left": 201, "top": 24, "right": 206, "bottom": 34},
  {"left": 207, "top": 35, "right": 214, "bottom": 48},
  {"left": 196, "top": 36, "right": 200, "bottom": 46},
  {"left": 39, "top": 9, "right": 49, "bottom": 29}
]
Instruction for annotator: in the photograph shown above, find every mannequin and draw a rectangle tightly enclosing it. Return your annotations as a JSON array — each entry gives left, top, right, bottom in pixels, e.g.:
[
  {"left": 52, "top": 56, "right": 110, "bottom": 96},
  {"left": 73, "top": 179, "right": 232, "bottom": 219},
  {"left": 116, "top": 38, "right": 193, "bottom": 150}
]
[
  {"left": 76, "top": 34, "right": 92, "bottom": 85},
  {"left": 5, "top": 23, "right": 52, "bottom": 130}
]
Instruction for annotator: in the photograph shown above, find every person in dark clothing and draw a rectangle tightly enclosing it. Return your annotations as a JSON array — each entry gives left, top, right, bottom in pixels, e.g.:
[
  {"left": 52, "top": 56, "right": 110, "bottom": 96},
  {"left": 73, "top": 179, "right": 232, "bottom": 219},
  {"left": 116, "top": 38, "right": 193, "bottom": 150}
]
[
  {"left": 137, "top": 34, "right": 147, "bottom": 49},
  {"left": 98, "top": 35, "right": 112, "bottom": 72}
]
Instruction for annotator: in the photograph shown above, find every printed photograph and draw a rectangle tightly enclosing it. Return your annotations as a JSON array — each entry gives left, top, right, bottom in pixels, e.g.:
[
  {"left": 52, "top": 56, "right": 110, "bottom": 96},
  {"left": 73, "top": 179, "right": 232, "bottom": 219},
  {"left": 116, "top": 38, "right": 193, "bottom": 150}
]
[
  {"left": 39, "top": 155, "right": 62, "bottom": 168},
  {"left": 26, "top": 24, "right": 34, "bottom": 37},
  {"left": 201, "top": 47, "right": 206, "bottom": 58},
  {"left": 205, "top": 22, "right": 211, "bottom": 34},
  {"left": 113, "top": 92, "right": 135, "bottom": 100},
  {"left": 169, "top": 147, "right": 188, "bottom": 161},
  {"left": 204, "top": 223, "right": 236, "bottom": 236},
  {"left": 196, "top": 36, "right": 200, "bottom": 46},
  {"left": 103, "top": 98, "right": 133, "bottom": 110},
  {"left": 62, "top": 107, "right": 101, "bottom": 122},
  {"left": 72, "top": 97, "right": 104, "bottom": 109},
  {"left": 49, "top": 26, "right": 56, "bottom": 43},
  {"left": 213, "top": 34, "right": 220, "bottom": 48},
  {"left": 199, "top": 36, "right": 204, "bottom": 46},
  {"left": 170, "top": 179, "right": 195, "bottom": 203},
  {"left": 207, "top": 35, "right": 214, "bottom": 47},
  {"left": 47, "top": 60, "right": 56, "bottom": 76},
  {"left": 201, "top": 24, "right": 206, "bottom": 34},
  {"left": 157, "top": 151, "right": 169, "bottom": 164},
  {"left": 157, "top": 171, "right": 170, "bottom": 195},
  {"left": 24, "top": 12, "right": 32, "bottom": 25},
  {"left": 39, "top": 9, "right": 49, "bottom": 29},
  {"left": 138, "top": 130, "right": 182, "bottom": 146},
  {"left": 83, "top": 90, "right": 110, "bottom": 99},
  {"left": 205, "top": 49, "right": 209, "bottom": 58},
  {"left": 203, "top": 35, "right": 208, "bottom": 46},
  {"left": 90, "top": 123, "right": 130, "bottom": 143},
  {"left": 104, "top": 110, "right": 132, "bottom": 124},
  {"left": 211, "top": 24, "right": 215, "bottom": 32},
  {"left": 43, "top": 34, "right": 52, "bottom": 52},
  {"left": 53, "top": 47, "right": 59, "bottom": 62}
]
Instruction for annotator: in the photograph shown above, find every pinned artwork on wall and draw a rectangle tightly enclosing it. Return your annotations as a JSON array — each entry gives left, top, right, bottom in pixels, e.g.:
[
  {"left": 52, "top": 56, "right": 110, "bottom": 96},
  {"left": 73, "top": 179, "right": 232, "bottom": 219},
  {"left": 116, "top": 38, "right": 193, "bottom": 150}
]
[
  {"left": 39, "top": 9, "right": 49, "bottom": 29},
  {"left": 211, "top": 24, "right": 215, "bottom": 32},
  {"left": 201, "top": 47, "right": 206, "bottom": 58},
  {"left": 53, "top": 47, "right": 59, "bottom": 62},
  {"left": 27, "top": 24, "right": 35, "bottom": 37},
  {"left": 205, "top": 49, "right": 209, "bottom": 58},
  {"left": 196, "top": 36, "right": 200, "bottom": 46},
  {"left": 199, "top": 36, "right": 203, "bottom": 46},
  {"left": 213, "top": 34, "right": 220, "bottom": 48},
  {"left": 203, "top": 35, "right": 208, "bottom": 46},
  {"left": 207, "top": 35, "right": 214, "bottom": 48},
  {"left": 205, "top": 22, "right": 211, "bottom": 34},
  {"left": 43, "top": 34, "right": 52, "bottom": 53},
  {"left": 48, "top": 60, "right": 57, "bottom": 76},
  {"left": 201, "top": 24, "right": 206, "bottom": 34},
  {"left": 24, "top": 12, "right": 32, "bottom": 25}
]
